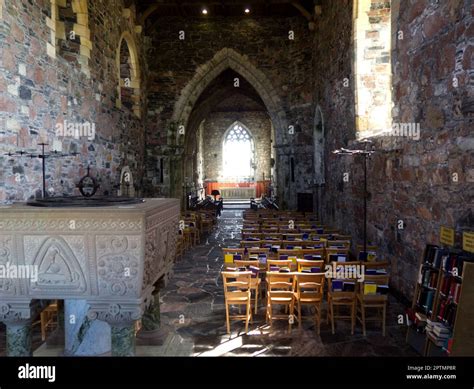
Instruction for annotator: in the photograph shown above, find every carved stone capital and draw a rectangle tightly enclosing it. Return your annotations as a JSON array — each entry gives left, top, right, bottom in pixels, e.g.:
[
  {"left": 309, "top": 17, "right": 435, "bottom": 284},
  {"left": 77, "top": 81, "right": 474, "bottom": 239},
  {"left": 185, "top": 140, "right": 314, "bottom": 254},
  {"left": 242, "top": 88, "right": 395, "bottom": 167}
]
[
  {"left": 0, "top": 300, "right": 34, "bottom": 326},
  {"left": 86, "top": 301, "right": 145, "bottom": 327}
]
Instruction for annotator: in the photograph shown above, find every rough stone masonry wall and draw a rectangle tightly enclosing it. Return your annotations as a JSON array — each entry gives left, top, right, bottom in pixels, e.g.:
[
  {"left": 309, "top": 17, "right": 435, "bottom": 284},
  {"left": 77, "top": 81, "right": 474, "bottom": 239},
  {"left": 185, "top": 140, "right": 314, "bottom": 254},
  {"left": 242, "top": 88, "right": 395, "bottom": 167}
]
[
  {"left": 145, "top": 16, "right": 314, "bottom": 208},
  {"left": 0, "top": 0, "right": 146, "bottom": 202},
  {"left": 315, "top": 0, "right": 473, "bottom": 300},
  {"left": 201, "top": 111, "right": 272, "bottom": 182}
]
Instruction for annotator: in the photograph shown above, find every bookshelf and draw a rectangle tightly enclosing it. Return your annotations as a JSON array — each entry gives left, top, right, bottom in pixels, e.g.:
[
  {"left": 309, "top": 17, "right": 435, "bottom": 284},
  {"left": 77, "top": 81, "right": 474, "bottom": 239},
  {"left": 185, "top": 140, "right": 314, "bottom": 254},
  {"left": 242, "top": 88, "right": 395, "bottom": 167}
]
[{"left": 406, "top": 244, "right": 474, "bottom": 356}]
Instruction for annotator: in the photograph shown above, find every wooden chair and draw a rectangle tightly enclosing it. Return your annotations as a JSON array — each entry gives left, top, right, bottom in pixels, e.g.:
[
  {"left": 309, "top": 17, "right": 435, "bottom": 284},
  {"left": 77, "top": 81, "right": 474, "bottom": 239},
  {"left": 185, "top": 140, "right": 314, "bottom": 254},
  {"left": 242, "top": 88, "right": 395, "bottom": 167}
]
[
  {"left": 326, "top": 240, "right": 351, "bottom": 249},
  {"left": 296, "top": 259, "right": 325, "bottom": 273},
  {"left": 357, "top": 245, "right": 378, "bottom": 261},
  {"left": 327, "top": 261, "right": 360, "bottom": 335},
  {"left": 326, "top": 247, "right": 350, "bottom": 264},
  {"left": 222, "top": 248, "right": 246, "bottom": 267},
  {"left": 357, "top": 275, "right": 389, "bottom": 336},
  {"left": 242, "top": 232, "right": 264, "bottom": 240},
  {"left": 40, "top": 301, "right": 58, "bottom": 341},
  {"left": 363, "top": 261, "right": 390, "bottom": 274},
  {"left": 240, "top": 240, "right": 262, "bottom": 248},
  {"left": 266, "top": 272, "right": 296, "bottom": 332},
  {"left": 175, "top": 232, "right": 184, "bottom": 260},
  {"left": 234, "top": 260, "right": 261, "bottom": 314},
  {"left": 293, "top": 273, "right": 325, "bottom": 333},
  {"left": 222, "top": 271, "right": 253, "bottom": 334},
  {"left": 267, "top": 259, "right": 294, "bottom": 272}
]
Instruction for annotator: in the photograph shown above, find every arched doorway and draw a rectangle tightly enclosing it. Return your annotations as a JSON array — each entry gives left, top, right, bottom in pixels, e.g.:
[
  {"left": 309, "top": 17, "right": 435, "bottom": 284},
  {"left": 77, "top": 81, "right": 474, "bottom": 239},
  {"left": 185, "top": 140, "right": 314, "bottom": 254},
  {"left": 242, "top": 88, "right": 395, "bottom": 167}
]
[{"left": 169, "top": 48, "right": 287, "bottom": 205}]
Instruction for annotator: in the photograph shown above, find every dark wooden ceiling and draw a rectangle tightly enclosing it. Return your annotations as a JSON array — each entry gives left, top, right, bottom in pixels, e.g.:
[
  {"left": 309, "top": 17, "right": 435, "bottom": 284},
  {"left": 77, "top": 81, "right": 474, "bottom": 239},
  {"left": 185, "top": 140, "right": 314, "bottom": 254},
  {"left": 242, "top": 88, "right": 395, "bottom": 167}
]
[{"left": 132, "top": 0, "right": 316, "bottom": 20}]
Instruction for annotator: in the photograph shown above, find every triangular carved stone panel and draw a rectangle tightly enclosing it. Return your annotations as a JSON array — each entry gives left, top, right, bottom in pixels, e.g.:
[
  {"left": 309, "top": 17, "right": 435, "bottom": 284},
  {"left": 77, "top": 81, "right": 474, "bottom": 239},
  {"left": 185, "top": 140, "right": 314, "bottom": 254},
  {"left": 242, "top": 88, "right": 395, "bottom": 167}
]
[{"left": 31, "top": 237, "right": 87, "bottom": 293}]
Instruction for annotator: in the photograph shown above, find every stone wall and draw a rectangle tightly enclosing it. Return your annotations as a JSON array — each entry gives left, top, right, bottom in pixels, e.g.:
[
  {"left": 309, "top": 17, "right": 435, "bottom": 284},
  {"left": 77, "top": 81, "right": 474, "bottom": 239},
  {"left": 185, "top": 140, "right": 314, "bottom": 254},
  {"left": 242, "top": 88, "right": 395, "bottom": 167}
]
[
  {"left": 315, "top": 0, "right": 474, "bottom": 300},
  {"left": 144, "top": 16, "right": 315, "bottom": 208},
  {"left": 201, "top": 112, "right": 272, "bottom": 182},
  {"left": 0, "top": 0, "right": 146, "bottom": 202}
]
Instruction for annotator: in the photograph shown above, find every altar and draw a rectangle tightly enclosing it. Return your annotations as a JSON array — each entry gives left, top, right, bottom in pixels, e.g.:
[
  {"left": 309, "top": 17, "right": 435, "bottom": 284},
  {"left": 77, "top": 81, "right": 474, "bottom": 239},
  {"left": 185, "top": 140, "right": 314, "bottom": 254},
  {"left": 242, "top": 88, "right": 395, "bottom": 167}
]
[{"left": 0, "top": 198, "right": 180, "bottom": 356}]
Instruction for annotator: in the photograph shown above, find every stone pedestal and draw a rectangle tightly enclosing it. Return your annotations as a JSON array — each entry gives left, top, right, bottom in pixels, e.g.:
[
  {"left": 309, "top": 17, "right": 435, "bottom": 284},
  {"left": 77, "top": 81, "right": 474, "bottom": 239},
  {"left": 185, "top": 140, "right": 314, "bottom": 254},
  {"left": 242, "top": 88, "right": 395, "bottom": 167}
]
[
  {"left": 136, "top": 288, "right": 168, "bottom": 346},
  {"left": 6, "top": 322, "right": 32, "bottom": 356},
  {"left": 0, "top": 198, "right": 180, "bottom": 356},
  {"left": 111, "top": 325, "right": 136, "bottom": 356},
  {"left": 0, "top": 300, "right": 40, "bottom": 357},
  {"left": 87, "top": 302, "right": 144, "bottom": 356},
  {"left": 64, "top": 300, "right": 111, "bottom": 356}
]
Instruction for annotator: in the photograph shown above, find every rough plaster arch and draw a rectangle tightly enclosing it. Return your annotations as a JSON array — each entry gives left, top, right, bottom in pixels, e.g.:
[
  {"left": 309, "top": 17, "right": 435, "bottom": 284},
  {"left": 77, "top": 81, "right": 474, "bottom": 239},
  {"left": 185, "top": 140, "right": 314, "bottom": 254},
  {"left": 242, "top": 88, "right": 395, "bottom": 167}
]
[
  {"left": 116, "top": 31, "right": 141, "bottom": 118},
  {"left": 172, "top": 48, "right": 287, "bottom": 144}
]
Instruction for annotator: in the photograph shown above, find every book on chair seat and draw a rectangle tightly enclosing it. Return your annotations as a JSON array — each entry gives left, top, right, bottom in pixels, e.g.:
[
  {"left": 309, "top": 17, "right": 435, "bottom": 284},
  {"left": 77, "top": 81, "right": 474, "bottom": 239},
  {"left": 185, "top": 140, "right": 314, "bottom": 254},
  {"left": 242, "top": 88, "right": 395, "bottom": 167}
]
[
  {"left": 377, "top": 285, "right": 389, "bottom": 295},
  {"left": 343, "top": 281, "right": 355, "bottom": 292},
  {"left": 332, "top": 280, "right": 343, "bottom": 291},
  {"left": 364, "top": 283, "right": 377, "bottom": 295},
  {"left": 249, "top": 266, "right": 260, "bottom": 278}
]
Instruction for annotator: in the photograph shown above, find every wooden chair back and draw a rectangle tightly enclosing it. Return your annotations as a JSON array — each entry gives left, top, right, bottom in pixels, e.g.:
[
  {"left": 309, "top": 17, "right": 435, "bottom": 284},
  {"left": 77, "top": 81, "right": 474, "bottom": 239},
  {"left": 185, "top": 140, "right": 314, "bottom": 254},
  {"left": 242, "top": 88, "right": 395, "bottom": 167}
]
[
  {"left": 296, "top": 259, "right": 325, "bottom": 273},
  {"left": 222, "top": 271, "right": 252, "bottom": 295},
  {"left": 267, "top": 259, "right": 294, "bottom": 272}
]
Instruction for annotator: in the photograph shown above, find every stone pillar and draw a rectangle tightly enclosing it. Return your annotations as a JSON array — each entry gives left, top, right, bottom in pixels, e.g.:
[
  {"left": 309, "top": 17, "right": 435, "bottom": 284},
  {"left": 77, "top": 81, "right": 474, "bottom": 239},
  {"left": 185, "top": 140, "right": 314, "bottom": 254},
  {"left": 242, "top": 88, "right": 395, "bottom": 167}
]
[
  {"left": 136, "top": 283, "right": 167, "bottom": 345},
  {"left": 0, "top": 300, "right": 34, "bottom": 357},
  {"left": 87, "top": 302, "right": 143, "bottom": 357},
  {"left": 64, "top": 300, "right": 111, "bottom": 356}
]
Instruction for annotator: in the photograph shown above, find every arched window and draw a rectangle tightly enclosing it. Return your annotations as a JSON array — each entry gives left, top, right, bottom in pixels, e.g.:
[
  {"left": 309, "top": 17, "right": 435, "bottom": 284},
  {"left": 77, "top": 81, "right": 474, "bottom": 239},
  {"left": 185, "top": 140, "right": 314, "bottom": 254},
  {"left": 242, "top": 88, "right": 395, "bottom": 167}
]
[
  {"left": 353, "top": 0, "right": 392, "bottom": 139},
  {"left": 222, "top": 122, "right": 255, "bottom": 181},
  {"left": 116, "top": 32, "right": 141, "bottom": 118}
]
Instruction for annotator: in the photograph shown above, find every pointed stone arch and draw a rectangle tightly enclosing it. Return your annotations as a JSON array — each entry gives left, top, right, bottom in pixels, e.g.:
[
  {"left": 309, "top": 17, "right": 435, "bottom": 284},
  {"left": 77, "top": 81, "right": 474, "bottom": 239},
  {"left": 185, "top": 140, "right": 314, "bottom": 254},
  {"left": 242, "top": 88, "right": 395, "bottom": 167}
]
[{"left": 171, "top": 48, "right": 287, "bottom": 143}]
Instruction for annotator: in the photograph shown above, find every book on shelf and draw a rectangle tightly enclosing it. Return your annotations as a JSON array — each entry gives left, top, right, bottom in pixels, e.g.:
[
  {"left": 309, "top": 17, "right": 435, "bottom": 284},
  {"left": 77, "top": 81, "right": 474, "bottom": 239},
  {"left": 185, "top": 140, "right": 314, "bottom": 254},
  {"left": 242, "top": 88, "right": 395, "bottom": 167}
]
[{"left": 415, "top": 312, "right": 428, "bottom": 323}]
